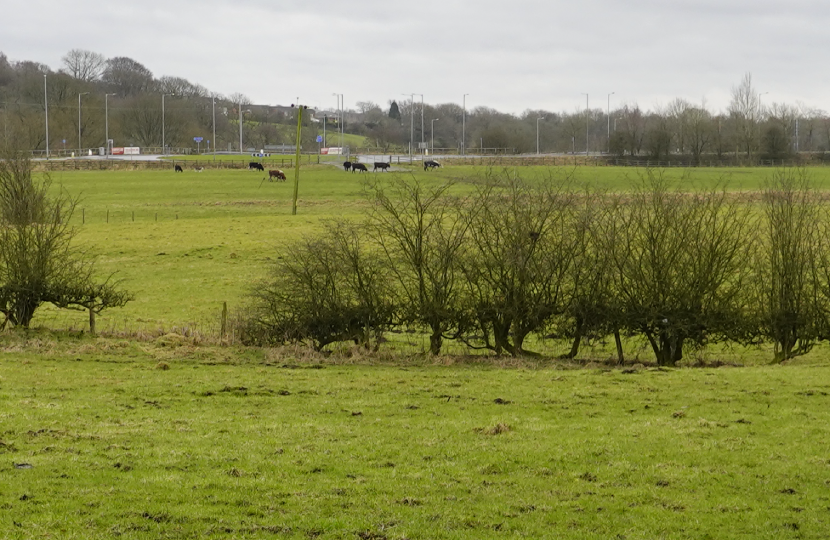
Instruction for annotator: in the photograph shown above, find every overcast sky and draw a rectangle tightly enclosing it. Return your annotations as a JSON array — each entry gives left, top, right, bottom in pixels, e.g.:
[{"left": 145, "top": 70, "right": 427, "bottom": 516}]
[{"left": 3, "top": 0, "right": 829, "bottom": 116}]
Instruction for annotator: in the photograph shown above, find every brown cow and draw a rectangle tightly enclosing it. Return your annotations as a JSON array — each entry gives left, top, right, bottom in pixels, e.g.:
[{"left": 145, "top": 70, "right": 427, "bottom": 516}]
[{"left": 269, "top": 169, "right": 286, "bottom": 181}]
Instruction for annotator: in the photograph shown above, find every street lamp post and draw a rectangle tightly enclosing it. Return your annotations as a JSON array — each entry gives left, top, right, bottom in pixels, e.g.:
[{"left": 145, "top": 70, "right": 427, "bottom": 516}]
[
  {"left": 462, "top": 94, "right": 469, "bottom": 156},
  {"left": 332, "top": 93, "right": 343, "bottom": 156},
  {"left": 416, "top": 94, "right": 424, "bottom": 155},
  {"left": 402, "top": 93, "right": 415, "bottom": 160},
  {"left": 607, "top": 92, "right": 614, "bottom": 154},
  {"left": 162, "top": 93, "right": 175, "bottom": 155},
  {"left": 105, "top": 93, "right": 116, "bottom": 158},
  {"left": 212, "top": 96, "right": 216, "bottom": 161},
  {"left": 758, "top": 91, "right": 769, "bottom": 153},
  {"left": 238, "top": 99, "right": 243, "bottom": 154},
  {"left": 44, "top": 74, "right": 49, "bottom": 158},
  {"left": 78, "top": 92, "right": 89, "bottom": 154},
  {"left": 582, "top": 93, "right": 589, "bottom": 156},
  {"left": 758, "top": 91, "right": 769, "bottom": 121},
  {"left": 536, "top": 116, "right": 545, "bottom": 155},
  {"left": 431, "top": 118, "right": 439, "bottom": 154}
]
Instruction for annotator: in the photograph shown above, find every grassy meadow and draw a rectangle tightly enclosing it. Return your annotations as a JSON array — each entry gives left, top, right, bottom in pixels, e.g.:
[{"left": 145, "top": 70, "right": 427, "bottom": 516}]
[
  {"left": 4, "top": 162, "right": 830, "bottom": 538},
  {"left": 37, "top": 162, "right": 830, "bottom": 339},
  {"left": 1, "top": 334, "right": 830, "bottom": 539}
]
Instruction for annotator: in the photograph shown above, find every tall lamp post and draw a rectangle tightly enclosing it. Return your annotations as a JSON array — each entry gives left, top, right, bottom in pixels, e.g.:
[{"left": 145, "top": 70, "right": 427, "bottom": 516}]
[
  {"left": 462, "top": 94, "right": 469, "bottom": 156},
  {"left": 78, "top": 92, "right": 89, "bottom": 154},
  {"left": 582, "top": 93, "right": 589, "bottom": 156},
  {"left": 606, "top": 92, "right": 614, "bottom": 154},
  {"left": 162, "top": 93, "right": 175, "bottom": 155},
  {"left": 416, "top": 93, "right": 424, "bottom": 155},
  {"left": 105, "top": 93, "right": 116, "bottom": 158},
  {"left": 402, "top": 93, "right": 415, "bottom": 160},
  {"left": 431, "top": 118, "right": 439, "bottom": 154},
  {"left": 758, "top": 91, "right": 769, "bottom": 153},
  {"left": 332, "top": 93, "right": 343, "bottom": 156},
  {"left": 536, "top": 116, "right": 545, "bottom": 155},
  {"left": 238, "top": 99, "right": 243, "bottom": 154},
  {"left": 212, "top": 96, "right": 216, "bottom": 161},
  {"left": 44, "top": 74, "right": 49, "bottom": 158},
  {"left": 758, "top": 91, "right": 769, "bottom": 120}
]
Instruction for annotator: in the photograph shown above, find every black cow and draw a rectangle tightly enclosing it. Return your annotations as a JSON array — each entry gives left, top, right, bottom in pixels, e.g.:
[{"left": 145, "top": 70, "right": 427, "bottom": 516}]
[
  {"left": 424, "top": 160, "right": 441, "bottom": 171},
  {"left": 174, "top": 164, "right": 183, "bottom": 173},
  {"left": 351, "top": 163, "right": 368, "bottom": 173},
  {"left": 343, "top": 161, "right": 352, "bottom": 172},
  {"left": 373, "top": 162, "right": 390, "bottom": 172},
  {"left": 269, "top": 169, "right": 286, "bottom": 181},
  {"left": 249, "top": 162, "right": 264, "bottom": 171}
]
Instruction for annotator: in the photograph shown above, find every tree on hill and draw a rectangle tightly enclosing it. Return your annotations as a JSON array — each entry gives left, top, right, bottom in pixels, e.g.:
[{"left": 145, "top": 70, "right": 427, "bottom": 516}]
[
  {"left": 61, "top": 49, "right": 106, "bottom": 82},
  {"left": 101, "top": 56, "right": 154, "bottom": 96},
  {"left": 388, "top": 101, "right": 401, "bottom": 121}
]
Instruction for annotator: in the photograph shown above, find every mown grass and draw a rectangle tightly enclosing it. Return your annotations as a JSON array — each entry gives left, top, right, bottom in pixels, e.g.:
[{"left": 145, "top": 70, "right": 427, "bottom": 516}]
[{"left": 1, "top": 334, "right": 829, "bottom": 539}]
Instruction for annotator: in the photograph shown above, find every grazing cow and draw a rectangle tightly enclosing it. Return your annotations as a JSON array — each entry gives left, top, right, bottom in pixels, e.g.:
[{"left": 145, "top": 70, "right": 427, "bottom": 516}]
[
  {"left": 373, "top": 162, "right": 390, "bottom": 172},
  {"left": 424, "top": 160, "right": 440, "bottom": 171},
  {"left": 351, "top": 163, "right": 368, "bottom": 173},
  {"left": 249, "top": 162, "right": 264, "bottom": 171},
  {"left": 269, "top": 169, "right": 287, "bottom": 181},
  {"left": 174, "top": 164, "right": 183, "bottom": 173},
  {"left": 343, "top": 161, "right": 352, "bottom": 172},
  {"left": 193, "top": 167, "right": 204, "bottom": 173}
]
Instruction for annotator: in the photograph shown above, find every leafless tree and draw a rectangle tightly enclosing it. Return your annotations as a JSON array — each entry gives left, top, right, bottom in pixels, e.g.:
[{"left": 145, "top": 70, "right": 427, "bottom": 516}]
[
  {"left": 751, "top": 168, "right": 827, "bottom": 362},
  {"left": 605, "top": 170, "right": 753, "bottom": 365},
  {"left": 685, "top": 103, "right": 714, "bottom": 165},
  {"left": 61, "top": 49, "right": 106, "bottom": 82},
  {"left": 244, "top": 221, "right": 394, "bottom": 351},
  {"left": 459, "top": 171, "right": 578, "bottom": 356},
  {"left": 555, "top": 189, "right": 624, "bottom": 361},
  {"left": 101, "top": 56, "right": 154, "bottom": 96},
  {"left": 729, "top": 72, "right": 762, "bottom": 159},
  {"left": 367, "top": 176, "right": 471, "bottom": 355},
  {"left": 0, "top": 146, "right": 130, "bottom": 329}
]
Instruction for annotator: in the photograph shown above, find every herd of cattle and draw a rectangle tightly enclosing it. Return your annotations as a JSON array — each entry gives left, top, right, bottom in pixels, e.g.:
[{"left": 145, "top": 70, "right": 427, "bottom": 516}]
[
  {"left": 343, "top": 160, "right": 441, "bottom": 172},
  {"left": 173, "top": 160, "right": 441, "bottom": 179}
]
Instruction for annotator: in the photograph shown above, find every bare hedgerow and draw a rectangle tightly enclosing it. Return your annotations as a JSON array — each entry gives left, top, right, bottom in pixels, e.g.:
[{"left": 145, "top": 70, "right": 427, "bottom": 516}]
[
  {"left": 366, "top": 175, "right": 472, "bottom": 356},
  {"left": 749, "top": 168, "right": 828, "bottom": 362},
  {"left": 458, "top": 170, "right": 579, "bottom": 356},
  {"left": 602, "top": 169, "right": 753, "bottom": 366},
  {"left": 242, "top": 220, "right": 395, "bottom": 351}
]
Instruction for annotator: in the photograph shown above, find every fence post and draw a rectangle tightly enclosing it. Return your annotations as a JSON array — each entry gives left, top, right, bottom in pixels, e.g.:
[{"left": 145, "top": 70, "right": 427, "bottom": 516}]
[
  {"left": 221, "top": 301, "right": 228, "bottom": 339},
  {"left": 106, "top": 210, "right": 109, "bottom": 223},
  {"left": 88, "top": 305, "right": 96, "bottom": 335}
]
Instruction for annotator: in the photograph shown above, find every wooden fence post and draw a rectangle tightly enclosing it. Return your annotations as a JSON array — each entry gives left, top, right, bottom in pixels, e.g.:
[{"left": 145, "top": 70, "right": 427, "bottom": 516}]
[
  {"left": 88, "top": 305, "right": 96, "bottom": 335},
  {"left": 221, "top": 301, "right": 228, "bottom": 339}
]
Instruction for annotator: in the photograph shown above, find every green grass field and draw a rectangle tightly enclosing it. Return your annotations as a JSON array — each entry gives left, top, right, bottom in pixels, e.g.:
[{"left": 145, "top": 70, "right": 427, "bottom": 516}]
[
  {"left": 5, "top": 163, "right": 830, "bottom": 538},
  {"left": 35, "top": 163, "right": 830, "bottom": 337},
  {"left": 1, "top": 334, "right": 829, "bottom": 539}
]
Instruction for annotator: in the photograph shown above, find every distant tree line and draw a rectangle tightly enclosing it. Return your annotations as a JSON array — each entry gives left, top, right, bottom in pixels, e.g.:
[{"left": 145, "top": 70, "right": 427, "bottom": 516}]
[
  {"left": 243, "top": 169, "right": 830, "bottom": 365},
  {"left": 0, "top": 49, "right": 317, "bottom": 153},
  {"left": 2, "top": 50, "right": 828, "bottom": 161},
  {"left": 353, "top": 74, "right": 830, "bottom": 162}
]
